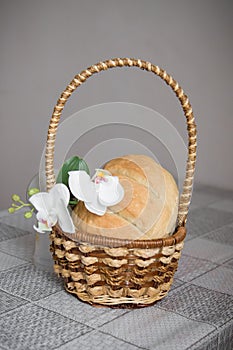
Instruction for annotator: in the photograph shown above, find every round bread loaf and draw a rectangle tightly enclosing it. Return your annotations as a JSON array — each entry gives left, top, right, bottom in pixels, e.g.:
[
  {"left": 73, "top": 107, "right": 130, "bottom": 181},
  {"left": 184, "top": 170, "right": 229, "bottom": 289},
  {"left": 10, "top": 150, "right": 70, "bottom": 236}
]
[{"left": 72, "top": 155, "right": 179, "bottom": 240}]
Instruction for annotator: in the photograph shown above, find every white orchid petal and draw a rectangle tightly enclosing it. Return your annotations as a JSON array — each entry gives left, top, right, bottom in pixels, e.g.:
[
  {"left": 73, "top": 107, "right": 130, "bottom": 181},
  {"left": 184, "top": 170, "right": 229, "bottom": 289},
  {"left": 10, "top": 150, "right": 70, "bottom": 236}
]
[
  {"left": 36, "top": 209, "right": 57, "bottom": 227},
  {"left": 84, "top": 193, "right": 106, "bottom": 216},
  {"left": 46, "top": 209, "right": 58, "bottom": 227},
  {"left": 33, "top": 225, "right": 45, "bottom": 233},
  {"left": 116, "top": 182, "right": 125, "bottom": 203},
  {"left": 69, "top": 171, "right": 95, "bottom": 202},
  {"left": 98, "top": 177, "right": 124, "bottom": 206},
  {"left": 36, "top": 209, "right": 47, "bottom": 222},
  {"left": 50, "top": 183, "right": 70, "bottom": 207},
  {"left": 29, "top": 193, "right": 52, "bottom": 214},
  {"left": 30, "top": 183, "right": 74, "bottom": 233},
  {"left": 56, "top": 198, "right": 75, "bottom": 233},
  {"left": 33, "top": 223, "right": 52, "bottom": 233}
]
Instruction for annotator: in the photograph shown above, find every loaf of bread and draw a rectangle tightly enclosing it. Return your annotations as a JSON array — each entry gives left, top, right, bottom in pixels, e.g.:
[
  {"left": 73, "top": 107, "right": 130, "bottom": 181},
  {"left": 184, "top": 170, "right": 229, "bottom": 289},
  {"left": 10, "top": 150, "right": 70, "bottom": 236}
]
[{"left": 72, "top": 155, "right": 179, "bottom": 240}]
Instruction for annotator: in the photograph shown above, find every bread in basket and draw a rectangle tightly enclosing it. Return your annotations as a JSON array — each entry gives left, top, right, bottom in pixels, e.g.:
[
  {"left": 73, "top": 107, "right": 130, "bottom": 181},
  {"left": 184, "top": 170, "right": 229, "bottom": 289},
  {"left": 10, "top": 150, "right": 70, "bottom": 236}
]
[{"left": 73, "top": 154, "right": 179, "bottom": 241}]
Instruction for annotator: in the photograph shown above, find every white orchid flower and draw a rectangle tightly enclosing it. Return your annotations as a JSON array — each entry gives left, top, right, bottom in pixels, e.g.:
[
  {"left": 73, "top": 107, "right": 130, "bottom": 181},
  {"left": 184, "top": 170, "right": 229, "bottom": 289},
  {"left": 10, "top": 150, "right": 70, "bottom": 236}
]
[
  {"left": 68, "top": 169, "right": 124, "bottom": 216},
  {"left": 29, "top": 183, "right": 75, "bottom": 234}
]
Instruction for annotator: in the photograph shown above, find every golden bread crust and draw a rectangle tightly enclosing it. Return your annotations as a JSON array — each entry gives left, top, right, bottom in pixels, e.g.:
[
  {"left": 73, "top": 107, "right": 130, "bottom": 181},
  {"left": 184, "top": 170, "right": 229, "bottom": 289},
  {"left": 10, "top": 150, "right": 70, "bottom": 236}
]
[{"left": 72, "top": 155, "right": 178, "bottom": 240}]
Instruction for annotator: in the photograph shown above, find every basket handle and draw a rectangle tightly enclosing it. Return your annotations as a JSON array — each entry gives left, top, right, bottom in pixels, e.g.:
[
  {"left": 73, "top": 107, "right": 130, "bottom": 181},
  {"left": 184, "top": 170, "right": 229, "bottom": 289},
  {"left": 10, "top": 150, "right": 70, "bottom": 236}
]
[{"left": 45, "top": 58, "right": 197, "bottom": 226}]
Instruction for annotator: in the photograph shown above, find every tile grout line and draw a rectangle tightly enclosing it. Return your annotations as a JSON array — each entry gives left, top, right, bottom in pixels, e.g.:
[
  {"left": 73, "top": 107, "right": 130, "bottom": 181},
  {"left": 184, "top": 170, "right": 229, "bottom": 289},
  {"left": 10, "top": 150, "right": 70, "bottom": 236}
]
[
  {"left": 157, "top": 305, "right": 219, "bottom": 331},
  {"left": 188, "top": 318, "right": 233, "bottom": 350},
  {"left": 33, "top": 297, "right": 132, "bottom": 332},
  {"left": 0, "top": 282, "right": 64, "bottom": 305},
  {"left": 179, "top": 264, "right": 222, "bottom": 284},
  {"left": 0, "top": 230, "right": 33, "bottom": 243},
  {"left": 186, "top": 328, "right": 220, "bottom": 350},
  {"left": 1, "top": 299, "right": 96, "bottom": 334},
  {"left": 30, "top": 300, "right": 102, "bottom": 330},
  {"left": 175, "top": 279, "right": 233, "bottom": 298},
  {"left": 200, "top": 222, "right": 233, "bottom": 239},
  {"left": 97, "top": 329, "right": 149, "bottom": 350},
  {"left": 51, "top": 327, "right": 94, "bottom": 350},
  {"left": 181, "top": 253, "right": 222, "bottom": 266}
]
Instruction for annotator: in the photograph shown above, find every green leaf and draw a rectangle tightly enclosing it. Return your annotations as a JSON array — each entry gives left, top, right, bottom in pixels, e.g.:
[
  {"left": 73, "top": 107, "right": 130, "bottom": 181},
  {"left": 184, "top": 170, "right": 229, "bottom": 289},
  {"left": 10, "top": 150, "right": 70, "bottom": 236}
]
[
  {"left": 69, "top": 199, "right": 79, "bottom": 205},
  {"left": 56, "top": 156, "right": 90, "bottom": 187}
]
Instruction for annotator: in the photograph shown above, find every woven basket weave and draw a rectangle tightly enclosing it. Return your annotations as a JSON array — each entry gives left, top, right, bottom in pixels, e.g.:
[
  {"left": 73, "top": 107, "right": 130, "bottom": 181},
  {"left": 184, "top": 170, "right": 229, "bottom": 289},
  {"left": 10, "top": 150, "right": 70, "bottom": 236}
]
[{"left": 47, "top": 58, "right": 197, "bottom": 308}]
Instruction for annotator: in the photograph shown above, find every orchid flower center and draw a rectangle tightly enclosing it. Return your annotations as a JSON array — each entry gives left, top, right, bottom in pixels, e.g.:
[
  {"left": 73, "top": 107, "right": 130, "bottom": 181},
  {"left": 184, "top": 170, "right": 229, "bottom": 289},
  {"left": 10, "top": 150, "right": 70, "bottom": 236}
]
[{"left": 93, "top": 170, "right": 110, "bottom": 185}]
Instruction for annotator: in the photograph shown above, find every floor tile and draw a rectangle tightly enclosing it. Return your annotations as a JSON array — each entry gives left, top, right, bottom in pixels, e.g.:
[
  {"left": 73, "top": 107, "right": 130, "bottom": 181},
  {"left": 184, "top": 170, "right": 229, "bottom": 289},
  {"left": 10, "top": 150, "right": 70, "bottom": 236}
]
[
  {"left": 203, "top": 225, "right": 233, "bottom": 245},
  {"left": 0, "top": 263, "right": 63, "bottom": 301},
  {"left": 0, "top": 222, "right": 32, "bottom": 242},
  {"left": 158, "top": 284, "right": 233, "bottom": 327},
  {"left": 36, "top": 290, "right": 128, "bottom": 328},
  {"left": 186, "top": 208, "right": 233, "bottom": 239},
  {"left": 175, "top": 254, "right": 217, "bottom": 282},
  {"left": 190, "top": 185, "right": 224, "bottom": 207},
  {"left": 0, "top": 304, "right": 91, "bottom": 350},
  {"left": 0, "top": 251, "right": 28, "bottom": 271},
  {"left": 100, "top": 306, "right": 214, "bottom": 350},
  {"left": 182, "top": 237, "right": 233, "bottom": 264},
  {"left": 188, "top": 330, "right": 219, "bottom": 350},
  {"left": 57, "top": 330, "right": 142, "bottom": 350},
  {"left": 223, "top": 258, "right": 233, "bottom": 269},
  {"left": 169, "top": 278, "right": 185, "bottom": 291},
  {"left": 0, "top": 210, "right": 36, "bottom": 232},
  {"left": 0, "top": 234, "right": 35, "bottom": 262},
  {"left": 218, "top": 320, "right": 233, "bottom": 350},
  {"left": 209, "top": 199, "right": 233, "bottom": 213},
  {"left": 192, "top": 266, "right": 233, "bottom": 296},
  {"left": 0, "top": 290, "right": 28, "bottom": 314}
]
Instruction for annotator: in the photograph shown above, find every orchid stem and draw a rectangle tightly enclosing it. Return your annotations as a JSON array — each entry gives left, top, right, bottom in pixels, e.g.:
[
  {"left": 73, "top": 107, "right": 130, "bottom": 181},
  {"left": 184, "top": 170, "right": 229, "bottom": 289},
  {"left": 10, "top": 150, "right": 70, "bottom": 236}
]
[
  {"left": 12, "top": 203, "right": 32, "bottom": 210},
  {"left": 19, "top": 199, "right": 27, "bottom": 205}
]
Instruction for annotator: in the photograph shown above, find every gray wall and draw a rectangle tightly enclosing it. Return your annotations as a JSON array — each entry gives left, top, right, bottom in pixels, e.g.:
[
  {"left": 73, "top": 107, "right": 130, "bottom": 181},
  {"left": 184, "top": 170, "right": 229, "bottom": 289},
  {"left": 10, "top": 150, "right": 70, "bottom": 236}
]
[{"left": 1, "top": 0, "right": 232, "bottom": 210}]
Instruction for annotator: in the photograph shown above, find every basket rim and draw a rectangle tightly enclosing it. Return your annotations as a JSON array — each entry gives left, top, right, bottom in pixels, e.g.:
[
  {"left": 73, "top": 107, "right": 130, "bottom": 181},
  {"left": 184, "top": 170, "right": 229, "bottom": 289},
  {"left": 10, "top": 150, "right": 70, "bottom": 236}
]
[{"left": 53, "top": 224, "right": 186, "bottom": 248}]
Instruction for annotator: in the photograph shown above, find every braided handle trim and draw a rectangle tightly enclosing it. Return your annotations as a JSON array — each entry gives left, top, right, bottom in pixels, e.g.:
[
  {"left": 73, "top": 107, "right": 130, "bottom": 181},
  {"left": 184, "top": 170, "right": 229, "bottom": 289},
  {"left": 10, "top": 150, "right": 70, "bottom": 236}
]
[{"left": 45, "top": 58, "right": 197, "bottom": 226}]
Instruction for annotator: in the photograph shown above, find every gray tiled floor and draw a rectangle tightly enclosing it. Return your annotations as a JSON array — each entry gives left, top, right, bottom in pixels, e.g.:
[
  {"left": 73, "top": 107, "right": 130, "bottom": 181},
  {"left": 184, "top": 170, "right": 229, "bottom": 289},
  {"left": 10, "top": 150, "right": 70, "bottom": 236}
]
[
  {"left": 36, "top": 291, "right": 129, "bottom": 327},
  {"left": 100, "top": 307, "right": 215, "bottom": 350},
  {"left": 0, "top": 304, "right": 92, "bottom": 350},
  {"left": 190, "top": 184, "right": 228, "bottom": 208},
  {"left": 203, "top": 224, "right": 233, "bottom": 245},
  {"left": 0, "top": 290, "right": 28, "bottom": 315},
  {"left": 192, "top": 266, "right": 233, "bottom": 296},
  {"left": 186, "top": 208, "right": 233, "bottom": 239},
  {"left": 188, "top": 331, "right": 219, "bottom": 350},
  {"left": 0, "top": 251, "right": 27, "bottom": 271},
  {"left": 158, "top": 284, "right": 233, "bottom": 327},
  {"left": 223, "top": 258, "right": 233, "bottom": 269},
  {"left": 0, "top": 185, "right": 233, "bottom": 350},
  {"left": 0, "top": 234, "right": 35, "bottom": 262},
  {"left": 182, "top": 237, "right": 233, "bottom": 264},
  {"left": 175, "top": 254, "right": 217, "bottom": 282},
  {"left": 56, "top": 330, "right": 143, "bottom": 350},
  {"left": 0, "top": 264, "right": 64, "bottom": 301},
  {"left": 0, "top": 221, "right": 32, "bottom": 242},
  {"left": 209, "top": 199, "right": 233, "bottom": 213}
]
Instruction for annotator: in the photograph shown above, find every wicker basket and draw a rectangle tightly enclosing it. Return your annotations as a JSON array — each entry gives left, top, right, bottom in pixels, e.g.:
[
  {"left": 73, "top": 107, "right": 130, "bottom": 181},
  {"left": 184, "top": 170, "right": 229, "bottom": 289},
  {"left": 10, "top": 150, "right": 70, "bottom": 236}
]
[{"left": 47, "top": 58, "right": 197, "bottom": 308}]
